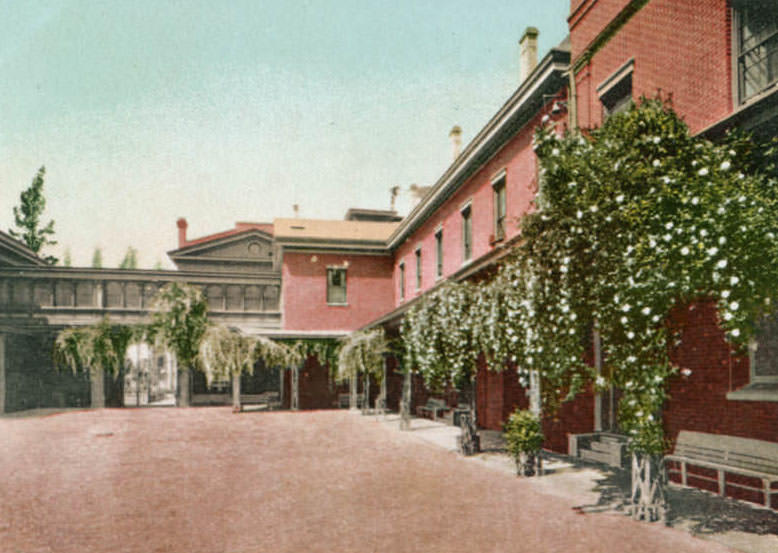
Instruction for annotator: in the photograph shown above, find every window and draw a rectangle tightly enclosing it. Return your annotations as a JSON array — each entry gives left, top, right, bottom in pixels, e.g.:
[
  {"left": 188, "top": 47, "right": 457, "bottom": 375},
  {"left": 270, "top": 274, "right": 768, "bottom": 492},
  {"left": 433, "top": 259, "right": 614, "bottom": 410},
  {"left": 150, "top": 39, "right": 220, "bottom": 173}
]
[
  {"left": 492, "top": 172, "right": 507, "bottom": 241},
  {"left": 435, "top": 229, "right": 443, "bottom": 278},
  {"left": 727, "top": 311, "right": 778, "bottom": 401},
  {"left": 326, "top": 267, "right": 347, "bottom": 305},
  {"left": 598, "top": 59, "right": 633, "bottom": 118},
  {"left": 461, "top": 204, "right": 472, "bottom": 262},
  {"left": 735, "top": 0, "right": 778, "bottom": 103},
  {"left": 399, "top": 262, "right": 405, "bottom": 301},
  {"left": 415, "top": 248, "right": 422, "bottom": 290}
]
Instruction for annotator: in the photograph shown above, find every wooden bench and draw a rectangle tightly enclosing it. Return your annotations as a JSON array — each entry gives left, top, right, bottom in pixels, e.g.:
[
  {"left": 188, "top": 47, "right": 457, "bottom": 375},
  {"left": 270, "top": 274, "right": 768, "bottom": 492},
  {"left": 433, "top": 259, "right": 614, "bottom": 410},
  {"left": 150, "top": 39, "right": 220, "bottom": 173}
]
[
  {"left": 416, "top": 398, "right": 450, "bottom": 421},
  {"left": 666, "top": 431, "right": 778, "bottom": 508}
]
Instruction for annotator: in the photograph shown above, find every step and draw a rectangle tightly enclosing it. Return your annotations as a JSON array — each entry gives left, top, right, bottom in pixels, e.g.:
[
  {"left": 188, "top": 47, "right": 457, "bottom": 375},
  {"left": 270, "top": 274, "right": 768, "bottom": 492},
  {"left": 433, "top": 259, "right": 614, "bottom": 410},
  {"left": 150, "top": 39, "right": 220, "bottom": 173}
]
[
  {"left": 599, "top": 434, "right": 627, "bottom": 444},
  {"left": 579, "top": 448, "right": 617, "bottom": 465},
  {"left": 590, "top": 440, "right": 622, "bottom": 454}
]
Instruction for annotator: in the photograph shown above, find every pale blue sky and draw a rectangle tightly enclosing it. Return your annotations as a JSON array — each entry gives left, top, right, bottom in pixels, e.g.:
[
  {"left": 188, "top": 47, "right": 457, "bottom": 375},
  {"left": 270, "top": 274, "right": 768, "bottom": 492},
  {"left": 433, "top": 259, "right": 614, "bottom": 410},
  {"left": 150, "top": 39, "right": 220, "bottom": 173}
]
[{"left": 0, "top": 1, "right": 569, "bottom": 268}]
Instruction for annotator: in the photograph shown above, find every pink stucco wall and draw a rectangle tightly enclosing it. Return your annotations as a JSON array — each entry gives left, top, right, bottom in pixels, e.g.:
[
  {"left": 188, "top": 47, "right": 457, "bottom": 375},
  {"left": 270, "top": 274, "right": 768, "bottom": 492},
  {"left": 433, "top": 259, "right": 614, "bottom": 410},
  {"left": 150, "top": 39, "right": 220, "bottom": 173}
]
[
  {"left": 393, "top": 107, "right": 556, "bottom": 305},
  {"left": 282, "top": 252, "right": 395, "bottom": 331}
]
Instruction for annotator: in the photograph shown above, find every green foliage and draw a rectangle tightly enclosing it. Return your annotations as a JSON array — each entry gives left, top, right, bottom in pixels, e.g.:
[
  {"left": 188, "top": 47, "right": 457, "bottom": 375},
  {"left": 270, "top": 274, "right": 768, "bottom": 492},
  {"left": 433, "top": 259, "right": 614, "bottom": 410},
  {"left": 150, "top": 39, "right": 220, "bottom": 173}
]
[
  {"left": 503, "top": 409, "right": 544, "bottom": 457},
  {"left": 278, "top": 338, "right": 340, "bottom": 374},
  {"left": 53, "top": 318, "right": 142, "bottom": 378},
  {"left": 10, "top": 166, "right": 57, "bottom": 264},
  {"left": 336, "top": 328, "right": 388, "bottom": 382},
  {"left": 148, "top": 283, "right": 209, "bottom": 371},
  {"left": 119, "top": 247, "right": 138, "bottom": 269},
  {"left": 91, "top": 248, "right": 103, "bottom": 269}
]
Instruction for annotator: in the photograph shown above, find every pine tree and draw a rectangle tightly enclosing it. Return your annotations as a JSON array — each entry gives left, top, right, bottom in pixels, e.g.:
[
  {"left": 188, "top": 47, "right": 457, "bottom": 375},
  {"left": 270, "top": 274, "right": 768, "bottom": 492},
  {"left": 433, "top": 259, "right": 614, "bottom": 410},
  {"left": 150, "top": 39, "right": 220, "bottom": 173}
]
[
  {"left": 119, "top": 247, "right": 138, "bottom": 269},
  {"left": 9, "top": 166, "right": 57, "bottom": 264},
  {"left": 92, "top": 248, "right": 103, "bottom": 269}
]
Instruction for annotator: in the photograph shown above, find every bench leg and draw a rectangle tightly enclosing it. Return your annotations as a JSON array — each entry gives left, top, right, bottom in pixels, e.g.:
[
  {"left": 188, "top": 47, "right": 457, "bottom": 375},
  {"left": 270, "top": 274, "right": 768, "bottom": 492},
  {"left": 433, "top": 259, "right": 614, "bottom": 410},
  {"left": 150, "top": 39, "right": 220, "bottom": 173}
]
[
  {"left": 681, "top": 462, "right": 687, "bottom": 486},
  {"left": 718, "top": 470, "right": 726, "bottom": 497}
]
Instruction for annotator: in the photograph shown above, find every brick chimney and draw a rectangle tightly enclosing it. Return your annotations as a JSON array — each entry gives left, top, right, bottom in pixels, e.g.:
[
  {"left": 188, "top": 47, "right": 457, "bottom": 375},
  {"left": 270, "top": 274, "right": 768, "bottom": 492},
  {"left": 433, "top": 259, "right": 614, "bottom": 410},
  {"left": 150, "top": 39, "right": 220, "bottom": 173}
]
[
  {"left": 519, "top": 27, "right": 539, "bottom": 83},
  {"left": 449, "top": 125, "right": 462, "bottom": 160},
  {"left": 177, "top": 217, "right": 188, "bottom": 247}
]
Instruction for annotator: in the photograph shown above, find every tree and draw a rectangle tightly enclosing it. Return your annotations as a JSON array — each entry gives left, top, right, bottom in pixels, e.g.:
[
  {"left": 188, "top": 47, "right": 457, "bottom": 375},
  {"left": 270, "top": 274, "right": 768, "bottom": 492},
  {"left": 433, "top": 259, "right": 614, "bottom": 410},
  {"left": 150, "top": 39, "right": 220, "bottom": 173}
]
[
  {"left": 9, "top": 166, "right": 57, "bottom": 264},
  {"left": 147, "top": 283, "right": 209, "bottom": 407},
  {"left": 92, "top": 248, "right": 103, "bottom": 268},
  {"left": 337, "top": 328, "right": 388, "bottom": 412},
  {"left": 198, "top": 326, "right": 292, "bottom": 411},
  {"left": 119, "top": 247, "right": 138, "bottom": 269}
]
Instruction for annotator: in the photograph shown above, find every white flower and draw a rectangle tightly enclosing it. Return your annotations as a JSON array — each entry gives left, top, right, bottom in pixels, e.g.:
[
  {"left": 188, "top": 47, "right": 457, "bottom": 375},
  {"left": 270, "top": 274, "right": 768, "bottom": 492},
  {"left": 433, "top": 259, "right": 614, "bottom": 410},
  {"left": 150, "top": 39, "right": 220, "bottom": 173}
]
[
  {"left": 596, "top": 376, "right": 606, "bottom": 387},
  {"left": 698, "top": 167, "right": 709, "bottom": 176},
  {"left": 691, "top": 197, "right": 699, "bottom": 205},
  {"left": 552, "top": 148, "right": 560, "bottom": 156},
  {"left": 665, "top": 222, "right": 674, "bottom": 230},
  {"left": 635, "top": 410, "right": 643, "bottom": 418},
  {"left": 616, "top": 194, "right": 624, "bottom": 203},
  {"left": 662, "top": 176, "right": 671, "bottom": 184},
  {"left": 542, "top": 114, "right": 550, "bottom": 123},
  {"left": 653, "top": 136, "right": 661, "bottom": 144},
  {"left": 621, "top": 304, "right": 631, "bottom": 312},
  {"left": 731, "top": 328, "right": 741, "bottom": 337},
  {"left": 716, "top": 259, "right": 728, "bottom": 269},
  {"left": 641, "top": 307, "right": 651, "bottom": 315},
  {"left": 663, "top": 233, "right": 672, "bottom": 242},
  {"left": 568, "top": 181, "right": 577, "bottom": 188},
  {"left": 681, "top": 368, "right": 692, "bottom": 377},
  {"left": 681, "top": 246, "right": 690, "bottom": 255},
  {"left": 576, "top": 210, "right": 583, "bottom": 219},
  {"left": 717, "top": 206, "right": 726, "bottom": 215},
  {"left": 620, "top": 316, "right": 628, "bottom": 324},
  {"left": 730, "top": 301, "right": 739, "bottom": 311},
  {"left": 700, "top": 229, "right": 708, "bottom": 237},
  {"left": 652, "top": 315, "right": 660, "bottom": 322},
  {"left": 627, "top": 355, "right": 637, "bottom": 363},
  {"left": 739, "top": 195, "right": 747, "bottom": 203},
  {"left": 707, "top": 247, "right": 719, "bottom": 256},
  {"left": 719, "top": 236, "right": 727, "bottom": 245},
  {"left": 730, "top": 276, "right": 740, "bottom": 285},
  {"left": 720, "top": 160, "right": 731, "bottom": 171},
  {"left": 627, "top": 331, "right": 635, "bottom": 339},
  {"left": 590, "top": 205, "right": 599, "bottom": 213},
  {"left": 723, "top": 312, "right": 733, "bottom": 321},
  {"left": 649, "top": 238, "right": 657, "bottom": 247},
  {"left": 721, "top": 290, "right": 730, "bottom": 298},
  {"left": 653, "top": 159, "right": 661, "bottom": 167}
]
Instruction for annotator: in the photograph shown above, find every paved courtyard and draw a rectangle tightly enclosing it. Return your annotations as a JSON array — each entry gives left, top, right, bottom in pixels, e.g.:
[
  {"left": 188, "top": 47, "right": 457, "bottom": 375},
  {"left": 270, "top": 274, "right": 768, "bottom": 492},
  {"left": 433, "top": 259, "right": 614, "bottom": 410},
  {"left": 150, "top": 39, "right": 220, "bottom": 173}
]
[{"left": 0, "top": 408, "right": 747, "bottom": 553}]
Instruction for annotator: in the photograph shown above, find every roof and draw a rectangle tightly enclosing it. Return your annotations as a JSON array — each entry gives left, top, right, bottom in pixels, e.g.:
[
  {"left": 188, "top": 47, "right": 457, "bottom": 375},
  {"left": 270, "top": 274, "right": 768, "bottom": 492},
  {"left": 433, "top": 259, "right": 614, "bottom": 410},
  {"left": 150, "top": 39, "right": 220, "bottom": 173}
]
[
  {"left": 273, "top": 218, "right": 399, "bottom": 251},
  {"left": 386, "top": 39, "right": 570, "bottom": 249},
  {"left": 344, "top": 208, "right": 403, "bottom": 222},
  {"left": 181, "top": 222, "right": 274, "bottom": 248},
  {"left": 0, "top": 230, "right": 47, "bottom": 267}
]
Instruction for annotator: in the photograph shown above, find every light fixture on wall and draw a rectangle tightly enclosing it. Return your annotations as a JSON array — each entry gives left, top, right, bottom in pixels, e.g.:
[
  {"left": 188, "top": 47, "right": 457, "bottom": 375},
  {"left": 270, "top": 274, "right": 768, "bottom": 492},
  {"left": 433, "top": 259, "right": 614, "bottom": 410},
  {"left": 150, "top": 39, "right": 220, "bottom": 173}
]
[{"left": 311, "top": 255, "right": 318, "bottom": 263}]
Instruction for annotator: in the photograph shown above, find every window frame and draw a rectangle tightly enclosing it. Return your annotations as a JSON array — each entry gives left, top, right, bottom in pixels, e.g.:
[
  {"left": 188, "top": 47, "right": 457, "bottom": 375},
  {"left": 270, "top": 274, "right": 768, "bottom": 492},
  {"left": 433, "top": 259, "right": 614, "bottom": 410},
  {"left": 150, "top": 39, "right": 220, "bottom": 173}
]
[
  {"left": 398, "top": 261, "right": 405, "bottom": 301},
  {"left": 326, "top": 266, "right": 348, "bottom": 306},
  {"left": 492, "top": 170, "right": 507, "bottom": 242},
  {"left": 434, "top": 227, "right": 443, "bottom": 279},
  {"left": 414, "top": 247, "right": 422, "bottom": 291},
  {"left": 597, "top": 58, "right": 634, "bottom": 118},
  {"left": 461, "top": 202, "right": 473, "bottom": 263},
  {"left": 733, "top": 0, "right": 778, "bottom": 105}
]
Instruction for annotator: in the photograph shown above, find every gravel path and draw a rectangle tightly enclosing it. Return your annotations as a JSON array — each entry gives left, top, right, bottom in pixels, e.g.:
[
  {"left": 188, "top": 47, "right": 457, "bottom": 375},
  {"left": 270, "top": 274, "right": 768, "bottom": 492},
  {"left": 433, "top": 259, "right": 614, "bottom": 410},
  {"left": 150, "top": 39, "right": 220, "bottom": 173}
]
[{"left": 0, "top": 409, "right": 736, "bottom": 553}]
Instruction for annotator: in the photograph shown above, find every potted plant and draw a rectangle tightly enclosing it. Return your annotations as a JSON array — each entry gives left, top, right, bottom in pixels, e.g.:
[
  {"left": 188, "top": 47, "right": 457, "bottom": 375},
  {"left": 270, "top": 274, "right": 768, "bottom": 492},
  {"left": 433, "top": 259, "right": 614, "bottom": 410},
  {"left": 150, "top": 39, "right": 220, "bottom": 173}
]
[{"left": 503, "top": 408, "right": 544, "bottom": 476}]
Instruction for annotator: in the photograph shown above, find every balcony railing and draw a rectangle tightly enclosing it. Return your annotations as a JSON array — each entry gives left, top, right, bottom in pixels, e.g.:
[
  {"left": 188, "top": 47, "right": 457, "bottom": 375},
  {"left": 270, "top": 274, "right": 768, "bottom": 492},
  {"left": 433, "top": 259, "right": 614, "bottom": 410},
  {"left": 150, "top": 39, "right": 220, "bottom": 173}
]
[{"left": 0, "top": 267, "right": 282, "bottom": 330}]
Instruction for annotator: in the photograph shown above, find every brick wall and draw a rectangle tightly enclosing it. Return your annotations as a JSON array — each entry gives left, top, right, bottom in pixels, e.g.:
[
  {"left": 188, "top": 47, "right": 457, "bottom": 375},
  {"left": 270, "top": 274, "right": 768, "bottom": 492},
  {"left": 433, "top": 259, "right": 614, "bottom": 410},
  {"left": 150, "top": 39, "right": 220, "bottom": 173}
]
[{"left": 572, "top": 0, "right": 732, "bottom": 134}]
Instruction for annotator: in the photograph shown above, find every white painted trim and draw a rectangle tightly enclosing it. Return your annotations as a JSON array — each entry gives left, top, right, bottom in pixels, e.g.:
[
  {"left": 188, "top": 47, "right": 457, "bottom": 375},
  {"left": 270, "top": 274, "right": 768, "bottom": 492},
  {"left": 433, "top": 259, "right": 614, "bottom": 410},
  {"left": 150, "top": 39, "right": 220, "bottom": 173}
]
[{"left": 597, "top": 58, "right": 634, "bottom": 97}]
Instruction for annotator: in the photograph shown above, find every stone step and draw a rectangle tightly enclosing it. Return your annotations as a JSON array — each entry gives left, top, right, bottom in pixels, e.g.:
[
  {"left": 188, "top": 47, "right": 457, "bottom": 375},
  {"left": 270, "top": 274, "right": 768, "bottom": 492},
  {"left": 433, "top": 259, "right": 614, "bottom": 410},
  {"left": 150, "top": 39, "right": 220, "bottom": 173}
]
[
  {"left": 580, "top": 448, "right": 618, "bottom": 465},
  {"left": 590, "top": 440, "right": 622, "bottom": 454},
  {"left": 599, "top": 434, "right": 627, "bottom": 444}
]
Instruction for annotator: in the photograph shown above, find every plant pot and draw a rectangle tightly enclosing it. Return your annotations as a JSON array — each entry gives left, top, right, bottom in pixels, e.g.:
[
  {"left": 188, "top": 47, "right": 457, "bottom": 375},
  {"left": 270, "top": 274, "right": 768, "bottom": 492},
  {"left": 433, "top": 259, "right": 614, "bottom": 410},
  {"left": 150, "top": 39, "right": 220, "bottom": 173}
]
[{"left": 517, "top": 451, "right": 537, "bottom": 477}]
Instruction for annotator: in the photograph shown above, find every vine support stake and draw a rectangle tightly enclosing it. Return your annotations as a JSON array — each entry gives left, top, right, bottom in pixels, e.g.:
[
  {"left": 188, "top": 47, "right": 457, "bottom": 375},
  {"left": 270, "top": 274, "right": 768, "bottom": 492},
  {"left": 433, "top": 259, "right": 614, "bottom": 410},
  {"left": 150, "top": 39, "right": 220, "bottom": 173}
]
[
  {"left": 291, "top": 364, "right": 300, "bottom": 411},
  {"left": 400, "top": 370, "right": 411, "bottom": 430}
]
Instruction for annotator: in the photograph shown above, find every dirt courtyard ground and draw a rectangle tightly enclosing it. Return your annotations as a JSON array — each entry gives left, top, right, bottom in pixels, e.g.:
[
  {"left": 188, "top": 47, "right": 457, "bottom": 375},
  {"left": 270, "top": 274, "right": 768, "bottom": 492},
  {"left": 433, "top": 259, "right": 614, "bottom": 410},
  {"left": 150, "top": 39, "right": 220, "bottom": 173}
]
[{"left": 0, "top": 408, "right": 739, "bottom": 553}]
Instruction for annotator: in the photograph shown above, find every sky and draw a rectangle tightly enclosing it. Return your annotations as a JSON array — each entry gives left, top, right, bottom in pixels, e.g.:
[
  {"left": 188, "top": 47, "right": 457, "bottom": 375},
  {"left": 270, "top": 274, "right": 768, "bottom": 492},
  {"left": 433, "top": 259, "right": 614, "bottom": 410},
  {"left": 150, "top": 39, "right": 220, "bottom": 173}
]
[{"left": 0, "top": 1, "right": 570, "bottom": 268}]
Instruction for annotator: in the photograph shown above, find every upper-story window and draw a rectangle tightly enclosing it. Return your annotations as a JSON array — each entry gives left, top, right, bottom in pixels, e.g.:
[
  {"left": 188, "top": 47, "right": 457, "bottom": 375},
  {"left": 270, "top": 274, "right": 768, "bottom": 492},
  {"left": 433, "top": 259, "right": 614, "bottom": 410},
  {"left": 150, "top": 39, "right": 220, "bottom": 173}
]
[
  {"left": 735, "top": 0, "right": 778, "bottom": 104},
  {"left": 435, "top": 229, "right": 443, "bottom": 279},
  {"left": 752, "top": 313, "right": 778, "bottom": 383},
  {"left": 414, "top": 248, "right": 422, "bottom": 290},
  {"left": 492, "top": 171, "right": 507, "bottom": 242},
  {"left": 599, "top": 59, "right": 633, "bottom": 118},
  {"left": 399, "top": 261, "right": 405, "bottom": 301},
  {"left": 326, "top": 267, "right": 347, "bottom": 305},
  {"left": 461, "top": 203, "right": 473, "bottom": 262}
]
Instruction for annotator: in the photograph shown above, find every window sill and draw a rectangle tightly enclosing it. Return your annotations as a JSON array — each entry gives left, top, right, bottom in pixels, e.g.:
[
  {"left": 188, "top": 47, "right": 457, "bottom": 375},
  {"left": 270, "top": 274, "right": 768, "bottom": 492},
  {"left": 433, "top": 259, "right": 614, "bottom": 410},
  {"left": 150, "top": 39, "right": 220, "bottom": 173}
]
[
  {"left": 326, "top": 302, "right": 349, "bottom": 307},
  {"left": 726, "top": 382, "right": 778, "bottom": 402}
]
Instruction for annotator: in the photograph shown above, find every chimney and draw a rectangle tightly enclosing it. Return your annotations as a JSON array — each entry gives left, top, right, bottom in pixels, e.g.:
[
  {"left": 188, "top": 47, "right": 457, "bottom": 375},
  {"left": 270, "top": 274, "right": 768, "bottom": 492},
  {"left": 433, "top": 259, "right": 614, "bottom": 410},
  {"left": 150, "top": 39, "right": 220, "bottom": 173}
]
[
  {"left": 293, "top": 204, "right": 299, "bottom": 218},
  {"left": 449, "top": 125, "right": 463, "bottom": 160},
  {"left": 176, "top": 217, "right": 188, "bottom": 247},
  {"left": 519, "top": 27, "right": 539, "bottom": 83}
]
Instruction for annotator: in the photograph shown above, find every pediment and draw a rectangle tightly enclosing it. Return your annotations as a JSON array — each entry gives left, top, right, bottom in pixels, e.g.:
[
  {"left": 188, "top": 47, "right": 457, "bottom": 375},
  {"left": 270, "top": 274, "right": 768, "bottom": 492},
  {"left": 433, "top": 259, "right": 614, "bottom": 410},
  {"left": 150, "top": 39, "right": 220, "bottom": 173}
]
[{"left": 172, "top": 230, "right": 275, "bottom": 262}]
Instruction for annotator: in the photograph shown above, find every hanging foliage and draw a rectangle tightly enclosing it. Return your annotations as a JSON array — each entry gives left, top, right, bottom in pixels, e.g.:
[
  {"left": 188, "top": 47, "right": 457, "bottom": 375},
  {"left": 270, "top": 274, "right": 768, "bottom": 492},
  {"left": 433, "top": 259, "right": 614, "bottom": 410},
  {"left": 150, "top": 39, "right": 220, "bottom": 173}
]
[
  {"left": 147, "top": 282, "right": 209, "bottom": 372},
  {"left": 53, "top": 318, "right": 141, "bottom": 378},
  {"left": 198, "top": 325, "right": 296, "bottom": 385},
  {"left": 336, "top": 328, "right": 388, "bottom": 382}
]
